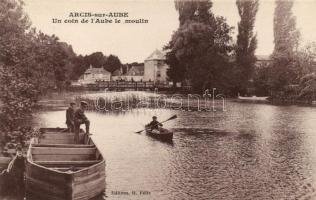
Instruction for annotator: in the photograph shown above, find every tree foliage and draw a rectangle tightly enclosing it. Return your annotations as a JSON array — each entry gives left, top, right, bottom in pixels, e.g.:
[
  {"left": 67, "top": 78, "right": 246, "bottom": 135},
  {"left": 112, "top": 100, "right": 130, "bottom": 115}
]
[
  {"left": 104, "top": 54, "right": 122, "bottom": 73},
  {"left": 270, "top": 0, "right": 300, "bottom": 91},
  {"left": 235, "top": 0, "right": 259, "bottom": 93},
  {"left": 85, "top": 52, "right": 106, "bottom": 68},
  {"left": 298, "top": 73, "right": 316, "bottom": 100},
  {"left": 175, "top": 0, "right": 213, "bottom": 25},
  {"left": 165, "top": 0, "right": 234, "bottom": 93},
  {"left": 295, "top": 42, "right": 316, "bottom": 75},
  {"left": 0, "top": 0, "right": 76, "bottom": 132}
]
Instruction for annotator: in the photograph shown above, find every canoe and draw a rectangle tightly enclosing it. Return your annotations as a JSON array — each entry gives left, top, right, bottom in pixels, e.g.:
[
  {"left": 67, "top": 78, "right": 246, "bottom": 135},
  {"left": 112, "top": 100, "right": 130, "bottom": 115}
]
[
  {"left": 237, "top": 96, "right": 269, "bottom": 102},
  {"left": 26, "top": 128, "right": 105, "bottom": 200},
  {"left": 145, "top": 127, "right": 173, "bottom": 142}
]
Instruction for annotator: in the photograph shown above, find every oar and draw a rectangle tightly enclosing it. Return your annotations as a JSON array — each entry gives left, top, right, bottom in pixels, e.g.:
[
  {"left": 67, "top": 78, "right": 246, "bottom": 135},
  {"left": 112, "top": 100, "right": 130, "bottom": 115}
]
[{"left": 135, "top": 115, "right": 177, "bottom": 134}]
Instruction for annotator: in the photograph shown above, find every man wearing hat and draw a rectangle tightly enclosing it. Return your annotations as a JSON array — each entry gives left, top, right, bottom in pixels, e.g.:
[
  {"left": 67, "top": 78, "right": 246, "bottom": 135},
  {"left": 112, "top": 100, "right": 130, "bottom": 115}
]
[
  {"left": 74, "top": 101, "right": 90, "bottom": 143},
  {"left": 66, "top": 102, "right": 76, "bottom": 132}
]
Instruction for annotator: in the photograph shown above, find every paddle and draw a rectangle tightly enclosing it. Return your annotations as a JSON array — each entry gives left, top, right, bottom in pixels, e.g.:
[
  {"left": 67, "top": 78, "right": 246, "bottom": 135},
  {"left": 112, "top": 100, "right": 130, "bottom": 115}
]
[{"left": 135, "top": 115, "right": 177, "bottom": 134}]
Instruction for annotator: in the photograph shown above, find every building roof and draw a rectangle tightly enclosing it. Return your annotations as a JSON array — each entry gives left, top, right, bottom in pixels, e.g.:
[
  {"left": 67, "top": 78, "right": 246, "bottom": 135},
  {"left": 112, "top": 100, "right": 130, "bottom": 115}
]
[
  {"left": 112, "top": 69, "right": 122, "bottom": 76},
  {"left": 145, "top": 49, "right": 166, "bottom": 61},
  {"left": 126, "top": 65, "right": 144, "bottom": 76},
  {"left": 85, "top": 65, "right": 111, "bottom": 74}
]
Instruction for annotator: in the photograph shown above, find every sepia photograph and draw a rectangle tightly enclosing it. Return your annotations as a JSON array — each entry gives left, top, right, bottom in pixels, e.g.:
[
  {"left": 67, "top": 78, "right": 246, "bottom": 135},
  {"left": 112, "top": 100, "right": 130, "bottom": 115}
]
[{"left": 0, "top": 0, "right": 316, "bottom": 199}]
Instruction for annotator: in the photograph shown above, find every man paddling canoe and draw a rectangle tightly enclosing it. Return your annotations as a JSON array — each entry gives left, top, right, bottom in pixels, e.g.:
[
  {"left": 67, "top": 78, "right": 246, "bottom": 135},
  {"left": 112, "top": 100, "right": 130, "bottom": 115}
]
[
  {"left": 74, "top": 101, "right": 90, "bottom": 143},
  {"left": 146, "top": 116, "right": 163, "bottom": 132}
]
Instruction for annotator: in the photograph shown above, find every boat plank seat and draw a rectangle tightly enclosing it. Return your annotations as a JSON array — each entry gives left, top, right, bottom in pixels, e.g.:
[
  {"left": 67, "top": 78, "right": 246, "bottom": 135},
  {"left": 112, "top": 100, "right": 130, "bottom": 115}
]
[
  {"left": 38, "top": 133, "right": 86, "bottom": 144},
  {"left": 33, "top": 144, "right": 95, "bottom": 148},
  {"left": 40, "top": 128, "right": 66, "bottom": 132},
  {"left": 31, "top": 147, "right": 97, "bottom": 161},
  {"left": 39, "top": 139, "right": 77, "bottom": 144},
  {"left": 40, "top": 133, "right": 77, "bottom": 138},
  {"left": 32, "top": 147, "right": 96, "bottom": 155},
  {"left": 34, "top": 160, "right": 100, "bottom": 168}
]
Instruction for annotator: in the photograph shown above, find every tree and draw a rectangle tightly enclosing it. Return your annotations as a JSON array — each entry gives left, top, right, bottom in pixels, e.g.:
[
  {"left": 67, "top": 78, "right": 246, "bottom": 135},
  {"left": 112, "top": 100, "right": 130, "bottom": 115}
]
[
  {"left": 270, "top": 0, "right": 300, "bottom": 91},
  {"left": 165, "top": 50, "right": 185, "bottom": 87},
  {"left": 295, "top": 42, "right": 316, "bottom": 75},
  {"left": 0, "top": 0, "right": 34, "bottom": 131},
  {"left": 0, "top": 67, "right": 38, "bottom": 131},
  {"left": 165, "top": 0, "right": 234, "bottom": 93},
  {"left": 175, "top": 0, "right": 213, "bottom": 25},
  {"left": 85, "top": 52, "right": 106, "bottom": 68},
  {"left": 235, "top": 0, "right": 259, "bottom": 93},
  {"left": 71, "top": 55, "right": 87, "bottom": 80},
  {"left": 104, "top": 54, "right": 122, "bottom": 73},
  {"left": 0, "top": 0, "right": 30, "bottom": 66},
  {"left": 0, "top": 0, "right": 77, "bottom": 134},
  {"left": 298, "top": 73, "right": 316, "bottom": 100}
]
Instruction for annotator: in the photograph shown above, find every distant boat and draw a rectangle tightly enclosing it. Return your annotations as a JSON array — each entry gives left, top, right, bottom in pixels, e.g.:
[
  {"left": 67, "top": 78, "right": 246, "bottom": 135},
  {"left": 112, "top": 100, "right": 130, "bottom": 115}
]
[
  {"left": 26, "top": 128, "right": 105, "bottom": 200},
  {"left": 237, "top": 95, "right": 269, "bottom": 102}
]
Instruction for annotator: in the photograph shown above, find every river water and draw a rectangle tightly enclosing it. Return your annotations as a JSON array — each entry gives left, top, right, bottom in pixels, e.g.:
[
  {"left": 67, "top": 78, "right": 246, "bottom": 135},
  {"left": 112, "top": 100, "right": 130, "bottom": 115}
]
[{"left": 32, "top": 95, "right": 316, "bottom": 200}]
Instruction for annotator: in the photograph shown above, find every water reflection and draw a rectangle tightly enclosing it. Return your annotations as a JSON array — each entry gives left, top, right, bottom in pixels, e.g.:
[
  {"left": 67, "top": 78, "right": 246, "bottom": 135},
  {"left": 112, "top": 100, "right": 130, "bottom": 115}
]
[{"left": 29, "top": 101, "right": 316, "bottom": 200}]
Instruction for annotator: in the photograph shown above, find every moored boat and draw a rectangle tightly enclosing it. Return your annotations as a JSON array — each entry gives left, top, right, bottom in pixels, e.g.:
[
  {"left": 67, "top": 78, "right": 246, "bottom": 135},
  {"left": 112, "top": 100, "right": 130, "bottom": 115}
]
[
  {"left": 0, "top": 157, "right": 11, "bottom": 172},
  {"left": 26, "top": 128, "right": 105, "bottom": 200},
  {"left": 237, "top": 95, "right": 269, "bottom": 103},
  {"left": 145, "top": 127, "right": 173, "bottom": 142}
]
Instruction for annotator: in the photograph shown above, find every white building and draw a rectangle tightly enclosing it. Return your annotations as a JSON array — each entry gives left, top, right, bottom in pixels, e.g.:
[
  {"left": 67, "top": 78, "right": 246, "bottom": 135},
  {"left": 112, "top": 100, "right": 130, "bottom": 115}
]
[
  {"left": 112, "top": 65, "right": 144, "bottom": 82},
  {"left": 143, "top": 49, "right": 169, "bottom": 83},
  {"left": 78, "top": 65, "right": 111, "bottom": 84}
]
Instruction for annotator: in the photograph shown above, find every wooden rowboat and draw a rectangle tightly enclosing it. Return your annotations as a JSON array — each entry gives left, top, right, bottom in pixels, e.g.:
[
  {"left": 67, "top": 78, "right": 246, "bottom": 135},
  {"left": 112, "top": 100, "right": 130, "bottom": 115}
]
[
  {"left": 26, "top": 128, "right": 105, "bottom": 200},
  {"left": 0, "top": 157, "right": 11, "bottom": 172},
  {"left": 145, "top": 127, "right": 173, "bottom": 142}
]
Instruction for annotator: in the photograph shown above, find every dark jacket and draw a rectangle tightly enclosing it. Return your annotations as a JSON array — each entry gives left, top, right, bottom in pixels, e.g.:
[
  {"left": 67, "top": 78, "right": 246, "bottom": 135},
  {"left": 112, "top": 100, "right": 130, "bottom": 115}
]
[
  {"left": 74, "top": 108, "right": 89, "bottom": 124},
  {"left": 148, "top": 120, "right": 162, "bottom": 130},
  {"left": 66, "top": 107, "right": 75, "bottom": 125}
]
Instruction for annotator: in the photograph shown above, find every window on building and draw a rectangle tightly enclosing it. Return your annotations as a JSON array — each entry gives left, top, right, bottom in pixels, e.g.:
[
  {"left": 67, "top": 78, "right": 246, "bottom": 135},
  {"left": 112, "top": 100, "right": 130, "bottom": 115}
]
[
  {"left": 157, "top": 60, "right": 164, "bottom": 66},
  {"left": 157, "top": 71, "right": 161, "bottom": 78}
]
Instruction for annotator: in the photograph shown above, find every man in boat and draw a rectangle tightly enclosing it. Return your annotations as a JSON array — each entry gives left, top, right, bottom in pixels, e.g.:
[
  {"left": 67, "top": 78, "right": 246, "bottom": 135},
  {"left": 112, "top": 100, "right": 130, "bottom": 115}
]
[
  {"left": 74, "top": 101, "right": 90, "bottom": 143},
  {"left": 66, "top": 102, "right": 76, "bottom": 132},
  {"left": 147, "top": 116, "right": 163, "bottom": 131}
]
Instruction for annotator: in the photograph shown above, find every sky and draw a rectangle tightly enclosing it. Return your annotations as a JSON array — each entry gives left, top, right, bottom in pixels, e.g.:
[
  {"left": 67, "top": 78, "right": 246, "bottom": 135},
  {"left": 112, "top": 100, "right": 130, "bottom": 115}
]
[{"left": 24, "top": 0, "right": 316, "bottom": 63}]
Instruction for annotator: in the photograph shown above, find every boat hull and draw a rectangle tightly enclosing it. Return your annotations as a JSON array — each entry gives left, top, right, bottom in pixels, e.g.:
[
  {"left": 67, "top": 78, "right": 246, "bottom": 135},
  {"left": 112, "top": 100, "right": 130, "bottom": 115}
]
[
  {"left": 26, "top": 128, "right": 105, "bottom": 200},
  {"left": 145, "top": 128, "right": 173, "bottom": 142}
]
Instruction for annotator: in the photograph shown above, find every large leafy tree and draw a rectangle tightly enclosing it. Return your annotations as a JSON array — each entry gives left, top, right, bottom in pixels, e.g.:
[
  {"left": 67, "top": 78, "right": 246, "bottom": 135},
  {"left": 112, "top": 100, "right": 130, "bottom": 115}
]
[
  {"left": 298, "top": 73, "right": 316, "bottom": 100},
  {"left": 0, "top": 0, "right": 34, "bottom": 131},
  {"left": 85, "top": 52, "right": 106, "bottom": 68},
  {"left": 0, "top": 0, "right": 76, "bottom": 132},
  {"left": 270, "top": 0, "right": 300, "bottom": 91},
  {"left": 235, "top": 0, "right": 259, "bottom": 93},
  {"left": 295, "top": 42, "right": 316, "bottom": 75},
  {"left": 104, "top": 54, "right": 122, "bottom": 73},
  {"left": 165, "top": 0, "right": 234, "bottom": 92},
  {"left": 175, "top": 0, "right": 213, "bottom": 25}
]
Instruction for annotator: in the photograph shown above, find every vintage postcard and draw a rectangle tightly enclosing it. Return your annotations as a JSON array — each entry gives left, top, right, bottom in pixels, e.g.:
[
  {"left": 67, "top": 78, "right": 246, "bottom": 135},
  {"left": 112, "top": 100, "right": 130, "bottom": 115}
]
[{"left": 1, "top": 0, "right": 316, "bottom": 199}]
